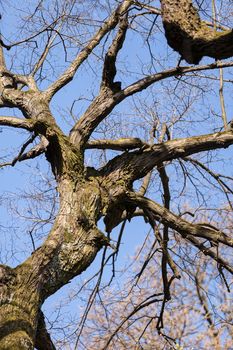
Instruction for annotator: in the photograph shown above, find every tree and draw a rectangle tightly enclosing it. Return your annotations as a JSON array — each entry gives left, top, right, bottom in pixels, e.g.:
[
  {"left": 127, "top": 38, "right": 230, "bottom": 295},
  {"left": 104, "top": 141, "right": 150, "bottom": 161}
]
[{"left": 0, "top": 0, "right": 233, "bottom": 349}]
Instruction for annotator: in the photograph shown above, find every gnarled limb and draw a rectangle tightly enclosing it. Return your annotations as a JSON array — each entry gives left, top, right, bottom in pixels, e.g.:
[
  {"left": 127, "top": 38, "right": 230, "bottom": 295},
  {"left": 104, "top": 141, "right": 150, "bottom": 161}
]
[
  {"left": 96, "top": 129, "right": 233, "bottom": 234},
  {"left": 44, "top": 0, "right": 133, "bottom": 100},
  {"left": 160, "top": 0, "right": 233, "bottom": 64},
  {"left": 126, "top": 192, "right": 233, "bottom": 248},
  {"left": 100, "top": 129, "right": 233, "bottom": 183}
]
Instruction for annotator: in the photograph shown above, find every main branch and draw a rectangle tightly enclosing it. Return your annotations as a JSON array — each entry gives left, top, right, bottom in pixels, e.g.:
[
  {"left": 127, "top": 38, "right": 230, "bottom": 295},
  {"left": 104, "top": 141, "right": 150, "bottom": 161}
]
[
  {"left": 100, "top": 129, "right": 233, "bottom": 183},
  {"left": 126, "top": 192, "right": 233, "bottom": 248}
]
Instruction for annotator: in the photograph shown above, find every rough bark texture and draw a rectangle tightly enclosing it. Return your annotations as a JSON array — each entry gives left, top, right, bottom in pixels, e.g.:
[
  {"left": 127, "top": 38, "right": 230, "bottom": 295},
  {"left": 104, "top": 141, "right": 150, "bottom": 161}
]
[
  {"left": 0, "top": 81, "right": 130, "bottom": 347},
  {"left": 0, "top": 171, "right": 111, "bottom": 348},
  {"left": 0, "top": 81, "right": 109, "bottom": 347},
  {"left": 161, "top": 0, "right": 233, "bottom": 64}
]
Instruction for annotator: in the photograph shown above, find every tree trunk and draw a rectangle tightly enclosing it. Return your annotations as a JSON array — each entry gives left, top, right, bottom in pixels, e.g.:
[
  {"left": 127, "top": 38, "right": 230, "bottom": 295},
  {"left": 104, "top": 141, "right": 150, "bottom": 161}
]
[
  {"left": 0, "top": 177, "right": 109, "bottom": 349},
  {"left": 0, "top": 265, "right": 40, "bottom": 349}
]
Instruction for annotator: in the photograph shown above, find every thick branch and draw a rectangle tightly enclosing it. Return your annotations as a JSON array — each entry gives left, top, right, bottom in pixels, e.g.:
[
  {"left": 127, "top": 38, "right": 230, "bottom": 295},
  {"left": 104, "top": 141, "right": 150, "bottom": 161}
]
[
  {"left": 86, "top": 137, "right": 144, "bottom": 151},
  {"left": 0, "top": 116, "right": 35, "bottom": 130},
  {"left": 100, "top": 130, "right": 233, "bottom": 183},
  {"left": 160, "top": 0, "right": 233, "bottom": 64},
  {"left": 126, "top": 192, "right": 233, "bottom": 247},
  {"left": 45, "top": 0, "right": 133, "bottom": 100}
]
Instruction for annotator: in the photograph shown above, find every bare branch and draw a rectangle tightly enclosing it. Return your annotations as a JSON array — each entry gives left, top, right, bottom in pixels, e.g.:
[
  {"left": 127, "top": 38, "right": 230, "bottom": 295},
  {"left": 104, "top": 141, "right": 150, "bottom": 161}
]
[
  {"left": 31, "top": 30, "right": 61, "bottom": 77},
  {"left": 126, "top": 192, "right": 233, "bottom": 248},
  {"left": 101, "top": 130, "right": 233, "bottom": 183},
  {"left": 75, "top": 62, "right": 233, "bottom": 147},
  {"left": 134, "top": 2, "right": 161, "bottom": 16},
  {"left": 137, "top": 172, "right": 152, "bottom": 196},
  {"left": 16, "top": 136, "right": 49, "bottom": 163},
  {"left": 102, "top": 294, "right": 163, "bottom": 350},
  {"left": 86, "top": 137, "right": 144, "bottom": 151},
  {"left": 0, "top": 116, "right": 35, "bottom": 130},
  {"left": 183, "top": 156, "right": 233, "bottom": 209},
  {"left": 121, "top": 60, "right": 233, "bottom": 98},
  {"left": 45, "top": 0, "right": 133, "bottom": 100},
  {"left": 0, "top": 16, "right": 63, "bottom": 50},
  {"left": 70, "top": 60, "right": 233, "bottom": 147},
  {"left": 101, "top": 15, "right": 128, "bottom": 90},
  {"left": 11, "top": 135, "right": 37, "bottom": 166},
  {"left": 0, "top": 136, "right": 48, "bottom": 169},
  {"left": 186, "top": 235, "right": 233, "bottom": 275},
  {"left": 194, "top": 273, "right": 217, "bottom": 332},
  {"left": 219, "top": 67, "right": 228, "bottom": 130},
  {"left": 145, "top": 213, "right": 180, "bottom": 280},
  {"left": 157, "top": 164, "right": 172, "bottom": 301}
]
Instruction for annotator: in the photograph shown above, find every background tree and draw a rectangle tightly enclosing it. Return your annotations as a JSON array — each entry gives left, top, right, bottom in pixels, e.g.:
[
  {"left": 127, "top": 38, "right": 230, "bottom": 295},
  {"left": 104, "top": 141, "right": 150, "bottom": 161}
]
[{"left": 0, "top": 0, "right": 233, "bottom": 349}]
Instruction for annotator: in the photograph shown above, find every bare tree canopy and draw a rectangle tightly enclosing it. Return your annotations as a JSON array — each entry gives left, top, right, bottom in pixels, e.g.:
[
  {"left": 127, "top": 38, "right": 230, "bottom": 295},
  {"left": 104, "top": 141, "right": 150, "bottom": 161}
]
[{"left": 0, "top": 1, "right": 233, "bottom": 349}]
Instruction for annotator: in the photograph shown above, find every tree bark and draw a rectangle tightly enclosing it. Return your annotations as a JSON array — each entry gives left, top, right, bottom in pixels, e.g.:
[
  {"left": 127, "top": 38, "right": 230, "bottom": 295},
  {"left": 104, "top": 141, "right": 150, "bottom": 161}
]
[
  {"left": 0, "top": 177, "right": 109, "bottom": 349},
  {"left": 0, "top": 265, "right": 39, "bottom": 349},
  {"left": 160, "top": 0, "right": 233, "bottom": 64}
]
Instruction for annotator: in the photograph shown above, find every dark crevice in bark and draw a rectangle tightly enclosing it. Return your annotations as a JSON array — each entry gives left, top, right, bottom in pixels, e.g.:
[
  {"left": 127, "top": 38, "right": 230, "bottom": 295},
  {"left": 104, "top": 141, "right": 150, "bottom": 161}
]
[{"left": 35, "top": 311, "right": 56, "bottom": 350}]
